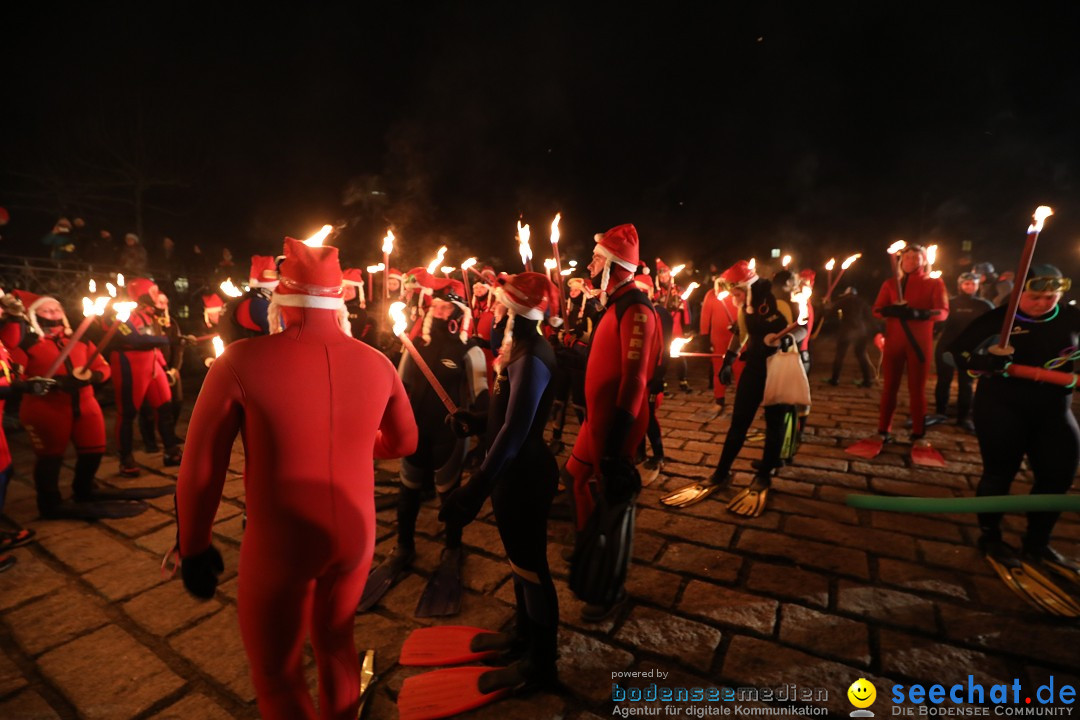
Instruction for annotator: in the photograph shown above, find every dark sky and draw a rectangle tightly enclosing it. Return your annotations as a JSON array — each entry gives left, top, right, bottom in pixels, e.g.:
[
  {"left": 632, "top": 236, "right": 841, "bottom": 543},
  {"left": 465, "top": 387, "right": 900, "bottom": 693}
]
[{"left": 4, "top": 2, "right": 1080, "bottom": 280}]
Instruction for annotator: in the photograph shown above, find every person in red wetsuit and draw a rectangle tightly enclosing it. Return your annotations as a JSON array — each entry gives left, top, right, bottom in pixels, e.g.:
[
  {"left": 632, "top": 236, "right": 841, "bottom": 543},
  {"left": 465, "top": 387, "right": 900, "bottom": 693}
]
[
  {"left": 109, "top": 278, "right": 180, "bottom": 476},
  {"left": 9, "top": 293, "right": 146, "bottom": 520},
  {"left": 564, "top": 224, "right": 659, "bottom": 621},
  {"left": 654, "top": 259, "right": 692, "bottom": 393},
  {"left": 700, "top": 263, "right": 747, "bottom": 409},
  {"left": 873, "top": 244, "right": 949, "bottom": 443},
  {"left": 176, "top": 237, "right": 417, "bottom": 720}
]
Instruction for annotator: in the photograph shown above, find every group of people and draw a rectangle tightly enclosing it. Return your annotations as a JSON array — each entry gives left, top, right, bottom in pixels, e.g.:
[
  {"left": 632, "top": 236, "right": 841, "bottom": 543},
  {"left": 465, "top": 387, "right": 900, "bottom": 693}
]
[{"left": 0, "top": 220, "right": 1077, "bottom": 717}]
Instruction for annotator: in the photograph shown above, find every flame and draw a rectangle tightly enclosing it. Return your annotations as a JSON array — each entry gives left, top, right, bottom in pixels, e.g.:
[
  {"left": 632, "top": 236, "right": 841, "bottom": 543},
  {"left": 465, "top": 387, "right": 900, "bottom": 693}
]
[
  {"left": 841, "top": 253, "right": 862, "bottom": 270},
  {"left": 303, "top": 224, "right": 333, "bottom": 247},
  {"left": 389, "top": 301, "right": 408, "bottom": 336},
  {"left": 426, "top": 246, "right": 448, "bottom": 274},
  {"left": 670, "top": 264, "right": 686, "bottom": 279},
  {"left": 82, "top": 296, "right": 110, "bottom": 317},
  {"left": 461, "top": 257, "right": 477, "bottom": 271},
  {"left": 117, "top": 273, "right": 125, "bottom": 287},
  {"left": 569, "top": 260, "right": 578, "bottom": 268},
  {"left": 782, "top": 255, "right": 792, "bottom": 268},
  {"left": 106, "top": 283, "right": 117, "bottom": 298},
  {"left": 440, "top": 266, "right": 455, "bottom": 274},
  {"left": 748, "top": 258, "right": 756, "bottom": 272},
  {"left": 670, "top": 337, "right": 692, "bottom": 358},
  {"left": 220, "top": 279, "right": 243, "bottom": 298},
  {"left": 550, "top": 213, "right": 561, "bottom": 246},
  {"left": 887, "top": 240, "right": 907, "bottom": 254},
  {"left": 517, "top": 221, "right": 532, "bottom": 265},
  {"left": 544, "top": 258, "right": 557, "bottom": 271},
  {"left": 1029, "top": 205, "right": 1053, "bottom": 234},
  {"left": 113, "top": 301, "right": 138, "bottom": 323},
  {"left": 680, "top": 282, "right": 700, "bottom": 300},
  {"left": 560, "top": 269, "right": 572, "bottom": 276},
  {"left": 929, "top": 270, "right": 943, "bottom": 279},
  {"left": 792, "top": 285, "right": 812, "bottom": 325},
  {"left": 926, "top": 245, "right": 938, "bottom": 267},
  {"left": 382, "top": 229, "right": 395, "bottom": 254},
  {"left": 88, "top": 279, "right": 96, "bottom": 293},
  {"left": 366, "top": 263, "right": 385, "bottom": 273},
  {"left": 212, "top": 336, "right": 225, "bottom": 357},
  {"left": 825, "top": 258, "right": 836, "bottom": 272}
]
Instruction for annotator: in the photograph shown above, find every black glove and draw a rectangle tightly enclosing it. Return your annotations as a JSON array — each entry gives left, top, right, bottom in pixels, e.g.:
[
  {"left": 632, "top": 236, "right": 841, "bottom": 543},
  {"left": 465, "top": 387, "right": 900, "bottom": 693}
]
[
  {"left": 439, "top": 471, "right": 492, "bottom": 527},
  {"left": 909, "top": 308, "right": 932, "bottom": 321},
  {"left": 879, "top": 304, "right": 910, "bottom": 319},
  {"left": 181, "top": 544, "right": 224, "bottom": 600},
  {"left": 446, "top": 410, "right": 485, "bottom": 438},
  {"left": 600, "top": 455, "right": 641, "bottom": 503},
  {"left": 57, "top": 372, "right": 96, "bottom": 393},
  {"left": 718, "top": 351, "right": 737, "bottom": 386},
  {"left": 13, "top": 377, "right": 57, "bottom": 396},
  {"left": 965, "top": 352, "right": 1011, "bottom": 375}
]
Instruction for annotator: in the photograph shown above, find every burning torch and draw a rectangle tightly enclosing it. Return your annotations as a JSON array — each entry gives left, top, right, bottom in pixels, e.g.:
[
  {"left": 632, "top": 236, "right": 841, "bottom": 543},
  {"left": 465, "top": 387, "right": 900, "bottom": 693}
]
[{"left": 389, "top": 302, "right": 459, "bottom": 414}]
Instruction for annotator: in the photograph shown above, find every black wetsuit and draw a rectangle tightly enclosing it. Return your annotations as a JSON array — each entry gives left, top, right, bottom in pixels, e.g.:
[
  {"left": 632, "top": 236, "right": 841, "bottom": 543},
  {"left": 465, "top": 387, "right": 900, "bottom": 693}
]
[
  {"left": 948, "top": 303, "right": 1080, "bottom": 551},
  {"left": 934, "top": 293, "right": 993, "bottom": 420}
]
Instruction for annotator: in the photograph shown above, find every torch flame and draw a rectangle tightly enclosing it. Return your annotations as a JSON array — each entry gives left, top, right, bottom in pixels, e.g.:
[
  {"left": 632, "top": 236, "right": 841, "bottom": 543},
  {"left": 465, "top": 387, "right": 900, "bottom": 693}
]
[
  {"left": 793, "top": 285, "right": 812, "bottom": 325},
  {"left": 670, "top": 337, "right": 692, "bottom": 358},
  {"left": 426, "top": 246, "right": 448, "bottom": 275},
  {"left": 517, "top": 221, "right": 532, "bottom": 265},
  {"left": 389, "top": 301, "right": 408, "bottom": 336},
  {"left": 303, "top": 224, "right": 333, "bottom": 247},
  {"left": 114, "top": 301, "right": 138, "bottom": 323},
  {"left": 680, "top": 282, "right": 700, "bottom": 300},
  {"left": 929, "top": 270, "right": 943, "bottom": 279},
  {"left": 106, "top": 283, "right": 117, "bottom": 298},
  {"left": 671, "top": 264, "right": 686, "bottom": 279},
  {"left": 212, "top": 336, "right": 225, "bottom": 357},
  {"left": 926, "top": 245, "right": 938, "bottom": 267},
  {"left": 366, "top": 263, "right": 385, "bottom": 273},
  {"left": 440, "top": 266, "right": 455, "bottom": 275},
  {"left": 748, "top": 258, "right": 756, "bottom": 272},
  {"left": 88, "top": 279, "right": 96, "bottom": 293},
  {"left": 560, "top": 269, "right": 572, "bottom": 276},
  {"left": 544, "top": 258, "right": 557, "bottom": 271},
  {"left": 841, "top": 253, "right": 862, "bottom": 270},
  {"left": 117, "top": 273, "right": 125, "bottom": 287},
  {"left": 550, "top": 213, "right": 561, "bottom": 246},
  {"left": 382, "top": 229, "right": 395, "bottom": 254},
  {"left": 461, "top": 257, "right": 477, "bottom": 271},
  {"left": 825, "top": 258, "right": 836, "bottom": 271},
  {"left": 887, "top": 240, "right": 907, "bottom": 255},
  {"left": 1029, "top": 205, "right": 1053, "bottom": 234},
  {"left": 220, "top": 279, "right": 243, "bottom": 298},
  {"left": 569, "top": 260, "right": 578, "bottom": 268},
  {"left": 782, "top": 255, "right": 792, "bottom": 269},
  {"left": 82, "top": 296, "right": 110, "bottom": 317}
]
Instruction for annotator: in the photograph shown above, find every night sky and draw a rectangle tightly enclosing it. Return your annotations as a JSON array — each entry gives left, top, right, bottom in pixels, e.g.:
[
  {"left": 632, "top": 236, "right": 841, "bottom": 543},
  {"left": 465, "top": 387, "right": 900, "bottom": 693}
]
[{"left": 4, "top": 3, "right": 1080, "bottom": 283}]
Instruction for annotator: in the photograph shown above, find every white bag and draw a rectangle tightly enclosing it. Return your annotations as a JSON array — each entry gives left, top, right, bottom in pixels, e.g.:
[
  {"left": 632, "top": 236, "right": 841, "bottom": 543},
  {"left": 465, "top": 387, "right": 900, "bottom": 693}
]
[{"left": 762, "top": 348, "right": 811, "bottom": 406}]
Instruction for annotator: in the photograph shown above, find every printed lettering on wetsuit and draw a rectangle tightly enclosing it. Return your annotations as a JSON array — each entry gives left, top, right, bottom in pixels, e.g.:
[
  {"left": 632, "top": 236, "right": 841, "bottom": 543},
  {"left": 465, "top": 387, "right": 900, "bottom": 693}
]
[{"left": 628, "top": 312, "right": 648, "bottom": 360}]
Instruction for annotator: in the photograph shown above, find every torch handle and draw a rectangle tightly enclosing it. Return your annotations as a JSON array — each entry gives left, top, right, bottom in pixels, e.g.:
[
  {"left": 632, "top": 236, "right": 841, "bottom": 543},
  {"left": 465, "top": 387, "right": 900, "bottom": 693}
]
[
  {"left": 1003, "top": 362, "right": 1077, "bottom": 389},
  {"left": 461, "top": 270, "right": 472, "bottom": 305},
  {"left": 383, "top": 252, "right": 390, "bottom": 299},
  {"left": 996, "top": 232, "right": 1040, "bottom": 353},
  {"left": 77, "top": 323, "right": 121, "bottom": 374},
  {"left": 398, "top": 333, "right": 460, "bottom": 415},
  {"left": 43, "top": 316, "right": 95, "bottom": 379}
]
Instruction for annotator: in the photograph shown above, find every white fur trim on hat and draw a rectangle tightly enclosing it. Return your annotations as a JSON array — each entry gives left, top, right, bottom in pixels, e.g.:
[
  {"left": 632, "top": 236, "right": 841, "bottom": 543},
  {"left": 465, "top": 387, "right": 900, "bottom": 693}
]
[
  {"left": 27, "top": 295, "right": 71, "bottom": 337},
  {"left": 592, "top": 242, "right": 638, "bottom": 272},
  {"left": 499, "top": 287, "right": 546, "bottom": 321},
  {"left": 271, "top": 292, "right": 345, "bottom": 310},
  {"left": 249, "top": 279, "right": 280, "bottom": 289}
]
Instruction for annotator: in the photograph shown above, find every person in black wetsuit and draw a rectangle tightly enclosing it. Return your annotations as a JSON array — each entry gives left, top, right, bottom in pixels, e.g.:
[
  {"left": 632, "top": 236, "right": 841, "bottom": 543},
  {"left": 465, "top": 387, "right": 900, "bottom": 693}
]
[
  {"left": 825, "top": 288, "right": 876, "bottom": 388},
  {"left": 441, "top": 271, "right": 561, "bottom": 693},
  {"left": 931, "top": 272, "right": 994, "bottom": 431},
  {"left": 948, "top": 263, "right": 1080, "bottom": 572}
]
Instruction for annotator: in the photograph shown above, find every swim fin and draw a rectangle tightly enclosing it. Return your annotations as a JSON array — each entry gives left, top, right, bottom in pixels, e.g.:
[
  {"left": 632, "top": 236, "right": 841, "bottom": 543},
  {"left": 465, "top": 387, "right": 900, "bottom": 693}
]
[
  {"left": 744, "top": 429, "right": 765, "bottom": 445},
  {"left": 1023, "top": 546, "right": 1080, "bottom": 588},
  {"left": 399, "top": 625, "right": 513, "bottom": 666},
  {"left": 845, "top": 434, "right": 888, "bottom": 459},
  {"left": 357, "top": 648, "right": 376, "bottom": 719},
  {"left": 910, "top": 440, "right": 946, "bottom": 468},
  {"left": 726, "top": 478, "right": 771, "bottom": 518},
  {"left": 984, "top": 541, "right": 1080, "bottom": 617},
  {"left": 415, "top": 547, "right": 464, "bottom": 618},
  {"left": 356, "top": 546, "right": 414, "bottom": 614},
  {"left": 397, "top": 659, "right": 554, "bottom": 720},
  {"left": 569, "top": 495, "right": 635, "bottom": 607},
  {"left": 659, "top": 473, "right": 729, "bottom": 508}
]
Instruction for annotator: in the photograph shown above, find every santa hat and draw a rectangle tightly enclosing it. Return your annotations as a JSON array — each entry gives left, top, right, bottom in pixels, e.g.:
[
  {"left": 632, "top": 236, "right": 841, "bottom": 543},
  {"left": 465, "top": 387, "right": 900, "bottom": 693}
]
[
  {"left": 720, "top": 260, "right": 759, "bottom": 313},
  {"left": 421, "top": 277, "right": 472, "bottom": 344},
  {"left": 201, "top": 293, "right": 224, "bottom": 327},
  {"left": 634, "top": 274, "right": 654, "bottom": 294},
  {"left": 798, "top": 269, "right": 816, "bottom": 287},
  {"left": 269, "top": 237, "right": 349, "bottom": 336},
  {"left": 655, "top": 258, "right": 671, "bottom": 275},
  {"left": 387, "top": 267, "right": 403, "bottom": 281},
  {"left": 480, "top": 266, "right": 497, "bottom": 284},
  {"left": 593, "top": 224, "right": 640, "bottom": 305},
  {"left": 494, "top": 272, "right": 556, "bottom": 370},
  {"left": 17, "top": 289, "right": 71, "bottom": 336},
  {"left": 342, "top": 268, "right": 366, "bottom": 305},
  {"left": 566, "top": 277, "right": 594, "bottom": 317},
  {"left": 127, "top": 277, "right": 158, "bottom": 304},
  {"left": 249, "top": 255, "right": 279, "bottom": 289}
]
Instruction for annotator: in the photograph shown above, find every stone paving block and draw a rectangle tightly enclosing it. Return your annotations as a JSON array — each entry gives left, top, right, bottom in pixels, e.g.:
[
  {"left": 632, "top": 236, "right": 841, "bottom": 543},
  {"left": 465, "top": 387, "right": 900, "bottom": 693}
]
[
  {"left": 876, "top": 557, "right": 970, "bottom": 600},
  {"left": 677, "top": 580, "right": 777, "bottom": 635},
  {"left": 100, "top": 506, "right": 174, "bottom": 537},
  {"left": 878, "top": 630, "right": 1009, "bottom": 687},
  {"left": 784, "top": 515, "right": 918, "bottom": 561},
  {"left": 82, "top": 550, "right": 169, "bottom": 601},
  {"left": 134, "top": 524, "right": 179, "bottom": 556},
  {"left": 37, "top": 625, "right": 185, "bottom": 720},
  {"left": 745, "top": 562, "right": 829, "bottom": 608},
  {"left": 917, "top": 538, "right": 993, "bottom": 576},
  {"left": 778, "top": 603, "right": 870, "bottom": 666},
  {"left": 6, "top": 586, "right": 110, "bottom": 656},
  {"left": 631, "top": 531, "right": 667, "bottom": 563},
  {"left": 147, "top": 692, "right": 236, "bottom": 719},
  {"left": 37, "top": 525, "right": 132, "bottom": 574},
  {"left": 836, "top": 582, "right": 938, "bottom": 633},
  {"left": 624, "top": 565, "right": 683, "bottom": 607},
  {"left": 655, "top": 542, "right": 742, "bottom": 584},
  {"left": 556, "top": 628, "right": 635, "bottom": 703},
  {"left": 123, "top": 580, "right": 223, "bottom": 637},
  {"left": 770, "top": 477, "right": 816, "bottom": 498},
  {"left": 770, "top": 494, "right": 859, "bottom": 525},
  {"left": 171, "top": 609, "right": 255, "bottom": 703},
  {"left": 737, "top": 529, "right": 870, "bottom": 579},
  {"left": 868, "top": 510, "right": 965, "bottom": 542},
  {"left": 212, "top": 513, "right": 245, "bottom": 543},
  {"left": 0, "top": 689, "right": 62, "bottom": 720},
  {"left": 783, "top": 466, "right": 868, "bottom": 489},
  {"left": 614, "top": 606, "right": 722, "bottom": 670},
  {"left": 0, "top": 549, "right": 69, "bottom": 611},
  {"left": 462, "top": 550, "right": 513, "bottom": 594},
  {"left": 634, "top": 507, "right": 737, "bottom": 547},
  {"left": 0, "top": 648, "right": 29, "bottom": 696}
]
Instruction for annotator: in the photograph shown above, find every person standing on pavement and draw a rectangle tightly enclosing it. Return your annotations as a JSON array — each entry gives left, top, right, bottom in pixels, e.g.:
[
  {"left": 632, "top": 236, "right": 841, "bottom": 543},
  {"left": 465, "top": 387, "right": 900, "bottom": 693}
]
[{"left": 930, "top": 272, "right": 993, "bottom": 432}]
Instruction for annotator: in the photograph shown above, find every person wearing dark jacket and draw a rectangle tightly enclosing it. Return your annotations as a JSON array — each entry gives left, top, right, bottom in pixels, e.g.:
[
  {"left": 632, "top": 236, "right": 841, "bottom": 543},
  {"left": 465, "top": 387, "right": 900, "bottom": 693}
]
[{"left": 930, "top": 272, "right": 994, "bottom": 431}]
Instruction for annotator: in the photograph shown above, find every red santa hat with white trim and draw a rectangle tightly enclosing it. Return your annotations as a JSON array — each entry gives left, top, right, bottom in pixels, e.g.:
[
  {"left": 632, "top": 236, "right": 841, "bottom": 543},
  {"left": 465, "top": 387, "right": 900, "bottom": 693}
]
[
  {"left": 421, "top": 277, "right": 472, "bottom": 344},
  {"left": 127, "top": 277, "right": 158, "bottom": 305},
  {"left": 342, "top": 268, "right": 366, "bottom": 305},
  {"left": 201, "top": 293, "right": 224, "bottom": 327},
  {"left": 269, "top": 237, "right": 350, "bottom": 335},
  {"left": 719, "top": 260, "right": 759, "bottom": 312},
  {"left": 593, "top": 224, "right": 640, "bottom": 304},
  {"left": 249, "top": 255, "right": 279, "bottom": 289},
  {"left": 14, "top": 289, "right": 71, "bottom": 336},
  {"left": 493, "top": 272, "right": 557, "bottom": 368}
]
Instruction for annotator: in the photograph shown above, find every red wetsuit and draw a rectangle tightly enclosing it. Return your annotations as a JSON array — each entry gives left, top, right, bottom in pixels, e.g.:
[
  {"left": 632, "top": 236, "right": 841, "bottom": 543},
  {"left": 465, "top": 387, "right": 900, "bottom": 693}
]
[
  {"left": 872, "top": 268, "right": 949, "bottom": 436},
  {"left": 108, "top": 306, "right": 172, "bottom": 456},
  {"left": 700, "top": 289, "right": 744, "bottom": 401},
  {"left": 11, "top": 333, "right": 110, "bottom": 456},
  {"left": 176, "top": 307, "right": 417, "bottom": 720},
  {"left": 0, "top": 343, "right": 13, "bottom": 471},
  {"left": 566, "top": 283, "right": 659, "bottom": 528}
]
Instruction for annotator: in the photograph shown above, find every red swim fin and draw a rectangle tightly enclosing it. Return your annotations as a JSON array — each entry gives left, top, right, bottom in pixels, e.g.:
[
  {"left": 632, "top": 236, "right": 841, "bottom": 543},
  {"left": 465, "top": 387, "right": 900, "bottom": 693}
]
[
  {"left": 397, "top": 666, "right": 509, "bottom": 720},
  {"left": 399, "top": 625, "right": 508, "bottom": 667}
]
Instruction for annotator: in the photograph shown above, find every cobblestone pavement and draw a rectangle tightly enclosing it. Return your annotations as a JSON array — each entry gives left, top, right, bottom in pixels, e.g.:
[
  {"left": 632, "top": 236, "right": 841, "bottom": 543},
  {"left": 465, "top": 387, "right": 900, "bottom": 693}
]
[{"left": 1, "top": 341, "right": 1078, "bottom": 719}]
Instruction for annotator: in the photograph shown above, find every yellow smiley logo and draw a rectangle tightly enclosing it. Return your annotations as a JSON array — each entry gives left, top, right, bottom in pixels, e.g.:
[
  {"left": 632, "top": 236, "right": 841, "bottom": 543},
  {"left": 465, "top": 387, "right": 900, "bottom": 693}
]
[{"left": 848, "top": 678, "right": 876, "bottom": 708}]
